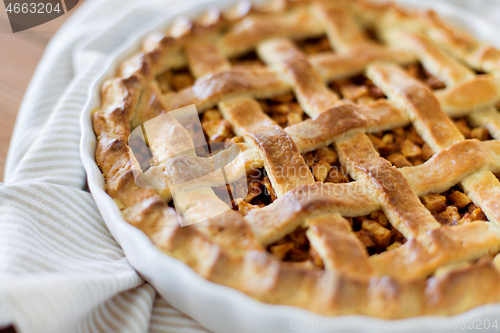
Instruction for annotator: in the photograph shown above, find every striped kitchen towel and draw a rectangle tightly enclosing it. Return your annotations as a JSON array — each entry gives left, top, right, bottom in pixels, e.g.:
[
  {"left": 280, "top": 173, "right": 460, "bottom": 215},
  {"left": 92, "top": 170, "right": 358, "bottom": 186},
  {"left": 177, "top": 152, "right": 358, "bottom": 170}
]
[
  {"left": 1, "top": 0, "right": 500, "bottom": 332},
  {"left": 0, "top": 0, "right": 209, "bottom": 332}
]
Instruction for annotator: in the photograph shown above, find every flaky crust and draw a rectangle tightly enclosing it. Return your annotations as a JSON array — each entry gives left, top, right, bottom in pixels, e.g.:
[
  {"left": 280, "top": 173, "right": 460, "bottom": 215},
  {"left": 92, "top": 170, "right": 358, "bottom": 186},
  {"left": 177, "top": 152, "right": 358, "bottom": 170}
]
[
  {"left": 257, "top": 38, "right": 341, "bottom": 117},
  {"left": 163, "top": 68, "right": 291, "bottom": 112},
  {"left": 93, "top": 0, "right": 500, "bottom": 320},
  {"left": 306, "top": 214, "right": 376, "bottom": 277},
  {"left": 336, "top": 132, "right": 441, "bottom": 238},
  {"left": 220, "top": 97, "right": 314, "bottom": 196}
]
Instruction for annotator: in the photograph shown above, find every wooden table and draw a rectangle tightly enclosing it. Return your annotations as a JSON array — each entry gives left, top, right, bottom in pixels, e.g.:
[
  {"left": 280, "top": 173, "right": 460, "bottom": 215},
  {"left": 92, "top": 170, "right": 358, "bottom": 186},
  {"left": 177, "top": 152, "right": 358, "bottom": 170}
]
[{"left": 0, "top": 1, "right": 84, "bottom": 183}]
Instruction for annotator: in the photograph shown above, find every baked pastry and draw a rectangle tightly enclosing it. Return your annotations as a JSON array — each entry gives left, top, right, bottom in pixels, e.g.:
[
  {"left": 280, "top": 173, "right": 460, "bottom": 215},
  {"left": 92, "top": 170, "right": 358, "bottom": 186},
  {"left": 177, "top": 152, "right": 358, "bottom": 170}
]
[{"left": 93, "top": 0, "right": 500, "bottom": 318}]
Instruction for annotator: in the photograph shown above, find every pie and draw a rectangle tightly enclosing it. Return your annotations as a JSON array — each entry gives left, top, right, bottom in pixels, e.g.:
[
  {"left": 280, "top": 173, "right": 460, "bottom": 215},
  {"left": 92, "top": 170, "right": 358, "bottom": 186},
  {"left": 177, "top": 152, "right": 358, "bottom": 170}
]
[{"left": 93, "top": 0, "right": 500, "bottom": 318}]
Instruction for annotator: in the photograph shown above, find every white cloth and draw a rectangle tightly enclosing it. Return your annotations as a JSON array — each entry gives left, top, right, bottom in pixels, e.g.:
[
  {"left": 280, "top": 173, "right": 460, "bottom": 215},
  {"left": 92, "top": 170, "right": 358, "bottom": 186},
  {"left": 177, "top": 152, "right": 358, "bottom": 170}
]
[
  {"left": 1, "top": 0, "right": 210, "bottom": 332},
  {"left": 1, "top": 0, "right": 500, "bottom": 332}
]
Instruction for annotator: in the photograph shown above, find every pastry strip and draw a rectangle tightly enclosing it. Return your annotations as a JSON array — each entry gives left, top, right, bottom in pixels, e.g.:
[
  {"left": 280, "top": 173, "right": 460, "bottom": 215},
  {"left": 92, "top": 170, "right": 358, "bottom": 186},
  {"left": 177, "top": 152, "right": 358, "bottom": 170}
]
[
  {"left": 388, "top": 32, "right": 475, "bottom": 86},
  {"left": 245, "top": 181, "right": 379, "bottom": 245},
  {"left": 185, "top": 41, "right": 231, "bottom": 78},
  {"left": 218, "top": 10, "right": 323, "bottom": 57},
  {"left": 306, "top": 214, "right": 375, "bottom": 277},
  {"left": 367, "top": 63, "right": 464, "bottom": 152},
  {"left": 468, "top": 107, "right": 500, "bottom": 140},
  {"left": 370, "top": 222, "right": 500, "bottom": 279},
  {"left": 309, "top": 47, "right": 415, "bottom": 82},
  {"left": 258, "top": 38, "right": 340, "bottom": 117},
  {"left": 336, "top": 132, "right": 440, "bottom": 238},
  {"left": 402, "top": 140, "right": 500, "bottom": 196},
  {"left": 163, "top": 68, "right": 291, "bottom": 112},
  {"left": 311, "top": 3, "right": 372, "bottom": 53},
  {"left": 434, "top": 75, "right": 500, "bottom": 117},
  {"left": 285, "top": 101, "right": 409, "bottom": 152},
  {"left": 219, "top": 96, "right": 314, "bottom": 197}
]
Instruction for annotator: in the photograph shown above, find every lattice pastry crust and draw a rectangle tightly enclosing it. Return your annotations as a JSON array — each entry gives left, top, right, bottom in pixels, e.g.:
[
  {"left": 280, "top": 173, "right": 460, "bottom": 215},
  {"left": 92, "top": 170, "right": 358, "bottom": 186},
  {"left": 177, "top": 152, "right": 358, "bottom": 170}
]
[{"left": 93, "top": 0, "right": 500, "bottom": 318}]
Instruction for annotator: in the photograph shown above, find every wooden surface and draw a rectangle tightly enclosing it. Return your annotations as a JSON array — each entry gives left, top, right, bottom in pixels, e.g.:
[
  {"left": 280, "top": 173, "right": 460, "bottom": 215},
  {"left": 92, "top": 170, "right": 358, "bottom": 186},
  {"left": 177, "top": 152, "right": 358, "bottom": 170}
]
[{"left": 0, "top": 1, "right": 84, "bottom": 183}]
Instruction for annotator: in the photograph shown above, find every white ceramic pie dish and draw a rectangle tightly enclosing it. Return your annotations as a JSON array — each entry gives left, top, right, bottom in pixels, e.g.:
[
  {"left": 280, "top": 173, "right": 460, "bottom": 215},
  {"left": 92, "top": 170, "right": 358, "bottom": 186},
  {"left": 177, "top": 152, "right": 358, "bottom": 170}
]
[{"left": 80, "top": 1, "right": 500, "bottom": 332}]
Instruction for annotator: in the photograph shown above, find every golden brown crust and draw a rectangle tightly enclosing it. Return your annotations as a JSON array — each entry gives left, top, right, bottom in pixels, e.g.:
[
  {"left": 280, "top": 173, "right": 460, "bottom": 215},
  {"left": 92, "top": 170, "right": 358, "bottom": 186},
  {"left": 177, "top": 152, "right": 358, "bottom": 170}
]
[
  {"left": 130, "top": 81, "right": 167, "bottom": 130},
  {"left": 435, "top": 75, "right": 500, "bottom": 116},
  {"left": 306, "top": 214, "right": 375, "bottom": 277},
  {"left": 93, "top": 0, "right": 500, "bottom": 320},
  {"left": 285, "top": 101, "right": 409, "bottom": 152},
  {"left": 370, "top": 222, "right": 500, "bottom": 280},
  {"left": 401, "top": 140, "right": 500, "bottom": 197},
  {"left": 153, "top": 214, "right": 500, "bottom": 318},
  {"left": 425, "top": 260, "right": 500, "bottom": 316},
  {"left": 285, "top": 104, "right": 368, "bottom": 152},
  {"left": 164, "top": 142, "right": 263, "bottom": 189},
  {"left": 309, "top": 46, "right": 415, "bottom": 82},
  {"left": 218, "top": 10, "right": 323, "bottom": 58},
  {"left": 185, "top": 41, "right": 231, "bottom": 79},
  {"left": 311, "top": 3, "right": 371, "bottom": 53},
  {"left": 257, "top": 38, "right": 340, "bottom": 117},
  {"left": 219, "top": 97, "right": 314, "bottom": 196},
  {"left": 174, "top": 189, "right": 264, "bottom": 256},
  {"left": 336, "top": 132, "right": 440, "bottom": 238},
  {"left": 163, "top": 68, "right": 291, "bottom": 112},
  {"left": 468, "top": 107, "right": 500, "bottom": 140},
  {"left": 423, "top": 10, "right": 500, "bottom": 73},
  {"left": 367, "top": 52, "right": 500, "bottom": 243},
  {"left": 461, "top": 169, "right": 500, "bottom": 226},
  {"left": 367, "top": 63, "right": 464, "bottom": 152},
  {"left": 388, "top": 32, "right": 475, "bottom": 86},
  {"left": 245, "top": 182, "right": 380, "bottom": 245}
]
